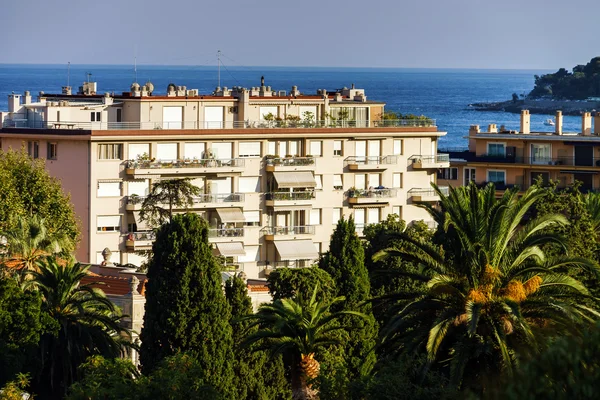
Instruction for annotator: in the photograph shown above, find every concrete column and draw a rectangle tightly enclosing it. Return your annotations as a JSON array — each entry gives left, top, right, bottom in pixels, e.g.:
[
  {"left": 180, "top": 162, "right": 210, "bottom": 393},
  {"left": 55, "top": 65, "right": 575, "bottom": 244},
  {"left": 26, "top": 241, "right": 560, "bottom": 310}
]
[
  {"left": 582, "top": 112, "right": 592, "bottom": 136},
  {"left": 555, "top": 111, "right": 563, "bottom": 135},
  {"left": 520, "top": 110, "right": 530, "bottom": 134},
  {"left": 594, "top": 112, "right": 600, "bottom": 135}
]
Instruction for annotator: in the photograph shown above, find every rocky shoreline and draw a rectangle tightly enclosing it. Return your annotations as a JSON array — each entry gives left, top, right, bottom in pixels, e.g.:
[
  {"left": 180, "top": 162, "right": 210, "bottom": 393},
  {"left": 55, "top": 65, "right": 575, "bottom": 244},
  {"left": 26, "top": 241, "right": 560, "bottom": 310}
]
[{"left": 469, "top": 99, "right": 600, "bottom": 116}]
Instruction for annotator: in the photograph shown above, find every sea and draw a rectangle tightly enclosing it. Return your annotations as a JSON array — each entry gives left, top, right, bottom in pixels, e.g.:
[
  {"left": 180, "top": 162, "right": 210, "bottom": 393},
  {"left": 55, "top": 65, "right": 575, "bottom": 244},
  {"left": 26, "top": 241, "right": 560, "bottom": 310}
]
[{"left": 0, "top": 64, "right": 586, "bottom": 149}]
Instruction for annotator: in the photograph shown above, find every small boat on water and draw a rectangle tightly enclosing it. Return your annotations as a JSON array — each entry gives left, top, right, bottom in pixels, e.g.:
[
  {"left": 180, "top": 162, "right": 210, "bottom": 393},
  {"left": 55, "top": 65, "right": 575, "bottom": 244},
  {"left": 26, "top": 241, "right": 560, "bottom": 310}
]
[{"left": 544, "top": 118, "right": 555, "bottom": 126}]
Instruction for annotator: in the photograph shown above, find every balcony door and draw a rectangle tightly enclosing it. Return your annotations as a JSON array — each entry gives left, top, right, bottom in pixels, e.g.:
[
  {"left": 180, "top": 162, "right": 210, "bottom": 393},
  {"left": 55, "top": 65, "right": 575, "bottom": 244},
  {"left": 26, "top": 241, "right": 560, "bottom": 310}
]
[
  {"left": 575, "top": 146, "right": 594, "bottom": 167},
  {"left": 464, "top": 168, "right": 476, "bottom": 186},
  {"left": 531, "top": 144, "right": 551, "bottom": 165}
]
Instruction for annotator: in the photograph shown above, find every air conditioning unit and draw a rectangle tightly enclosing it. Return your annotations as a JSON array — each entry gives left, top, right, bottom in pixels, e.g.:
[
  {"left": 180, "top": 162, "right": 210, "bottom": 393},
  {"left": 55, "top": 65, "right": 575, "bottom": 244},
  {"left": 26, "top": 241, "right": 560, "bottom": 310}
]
[{"left": 229, "top": 106, "right": 238, "bottom": 113}]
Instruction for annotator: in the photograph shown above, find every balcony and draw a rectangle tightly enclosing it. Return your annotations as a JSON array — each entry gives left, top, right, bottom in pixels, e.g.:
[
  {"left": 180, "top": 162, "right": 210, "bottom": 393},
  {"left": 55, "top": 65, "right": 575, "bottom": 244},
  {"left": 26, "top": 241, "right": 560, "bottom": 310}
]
[
  {"left": 408, "top": 186, "right": 449, "bottom": 202},
  {"left": 125, "top": 193, "right": 245, "bottom": 211},
  {"left": 410, "top": 154, "right": 450, "bottom": 169},
  {"left": 265, "top": 156, "right": 315, "bottom": 172},
  {"left": 125, "top": 158, "right": 245, "bottom": 177},
  {"left": 208, "top": 227, "right": 245, "bottom": 242},
  {"left": 265, "top": 191, "right": 315, "bottom": 208},
  {"left": 470, "top": 154, "right": 600, "bottom": 167},
  {"left": 125, "top": 231, "right": 156, "bottom": 250},
  {"left": 344, "top": 156, "right": 398, "bottom": 171},
  {"left": 347, "top": 188, "right": 398, "bottom": 205},
  {"left": 262, "top": 225, "right": 316, "bottom": 240}
]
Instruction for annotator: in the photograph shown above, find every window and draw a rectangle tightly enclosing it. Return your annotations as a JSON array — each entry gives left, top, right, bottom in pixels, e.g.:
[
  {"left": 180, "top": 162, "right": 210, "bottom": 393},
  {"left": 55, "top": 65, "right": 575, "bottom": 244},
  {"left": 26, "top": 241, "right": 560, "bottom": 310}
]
[
  {"left": 367, "top": 208, "right": 380, "bottom": 224},
  {"left": 354, "top": 209, "right": 365, "bottom": 225},
  {"left": 90, "top": 112, "right": 101, "bottom": 122},
  {"left": 28, "top": 141, "right": 39, "bottom": 159},
  {"left": 243, "top": 211, "right": 260, "bottom": 227},
  {"left": 392, "top": 173, "right": 402, "bottom": 188},
  {"left": 310, "top": 141, "right": 322, "bottom": 157},
  {"left": 437, "top": 168, "right": 458, "bottom": 180},
  {"left": 392, "top": 206, "right": 402, "bottom": 218},
  {"left": 333, "top": 140, "right": 343, "bottom": 156},
  {"left": 156, "top": 143, "right": 178, "bottom": 161},
  {"left": 333, "top": 174, "right": 343, "bottom": 190},
  {"left": 393, "top": 139, "right": 403, "bottom": 155},
  {"left": 97, "top": 215, "right": 121, "bottom": 232},
  {"left": 128, "top": 180, "right": 149, "bottom": 196},
  {"left": 116, "top": 108, "right": 122, "bottom": 122},
  {"left": 260, "top": 106, "right": 278, "bottom": 120},
  {"left": 267, "top": 141, "right": 276, "bottom": 155},
  {"left": 129, "top": 143, "right": 150, "bottom": 160},
  {"left": 47, "top": 142, "right": 58, "bottom": 160},
  {"left": 332, "top": 208, "right": 342, "bottom": 224},
  {"left": 355, "top": 174, "right": 366, "bottom": 190},
  {"left": 531, "top": 144, "right": 551, "bottom": 165},
  {"left": 487, "top": 170, "right": 505, "bottom": 184},
  {"left": 184, "top": 142, "right": 205, "bottom": 159},
  {"left": 368, "top": 173, "right": 380, "bottom": 188},
  {"left": 239, "top": 142, "right": 261, "bottom": 158},
  {"left": 464, "top": 168, "right": 476, "bottom": 186},
  {"left": 238, "top": 177, "right": 260, "bottom": 193},
  {"left": 487, "top": 143, "right": 505, "bottom": 157},
  {"left": 310, "top": 209, "right": 322, "bottom": 225},
  {"left": 315, "top": 175, "right": 323, "bottom": 190},
  {"left": 98, "top": 144, "right": 123, "bottom": 160},
  {"left": 97, "top": 181, "right": 121, "bottom": 197}
]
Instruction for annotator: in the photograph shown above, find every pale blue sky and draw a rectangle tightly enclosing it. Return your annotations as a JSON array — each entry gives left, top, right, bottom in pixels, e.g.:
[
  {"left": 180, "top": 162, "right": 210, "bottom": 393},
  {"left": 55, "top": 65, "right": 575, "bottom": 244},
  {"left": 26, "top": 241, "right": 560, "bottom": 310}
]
[{"left": 1, "top": 0, "right": 598, "bottom": 69}]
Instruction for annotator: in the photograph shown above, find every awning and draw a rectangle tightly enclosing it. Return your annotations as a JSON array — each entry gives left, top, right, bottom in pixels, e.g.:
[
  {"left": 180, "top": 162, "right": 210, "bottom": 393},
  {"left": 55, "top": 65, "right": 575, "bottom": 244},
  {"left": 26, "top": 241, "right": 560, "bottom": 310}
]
[
  {"left": 274, "top": 240, "right": 319, "bottom": 261},
  {"left": 273, "top": 171, "right": 317, "bottom": 188},
  {"left": 216, "top": 242, "right": 246, "bottom": 256},
  {"left": 133, "top": 211, "right": 149, "bottom": 231},
  {"left": 351, "top": 204, "right": 386, "bottom": 208},
  {"left": 216, "top": 208, "right": 245, "bottom": 223},
  {"left": 559, "top": 170, "right": 598, "bottom": 174}
]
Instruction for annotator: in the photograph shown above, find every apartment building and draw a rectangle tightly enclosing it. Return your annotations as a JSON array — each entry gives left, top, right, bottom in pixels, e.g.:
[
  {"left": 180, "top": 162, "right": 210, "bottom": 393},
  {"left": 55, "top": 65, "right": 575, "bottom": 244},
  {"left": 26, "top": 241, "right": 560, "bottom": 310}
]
[
  {"left": 0, "top": 78, "right": 448, "bottom": 279},
  {"left": 438, "top": 110, "right": 600, "bottom": 192}
]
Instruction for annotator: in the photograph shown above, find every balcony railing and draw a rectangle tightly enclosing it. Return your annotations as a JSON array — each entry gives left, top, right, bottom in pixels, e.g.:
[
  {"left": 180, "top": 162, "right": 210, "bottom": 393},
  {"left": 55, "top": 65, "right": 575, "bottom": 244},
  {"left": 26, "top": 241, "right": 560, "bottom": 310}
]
[
  {"left": 208, "top": 227, "right": 245, "bottom": 238},
  {"left": 126, "top": 158, "right": 245, "bottom": 169},
  {"left": 408, "top": 187, "right": 450, "bottom": 198},
  {"left": 264, "top": 192, "right": 315, "bottom": 201},
  {"left": 344, "top": 155, "right": 398, "bottom": 167},
  {"left": 127, "top": 231, "right": 156, "bottom": 241},
  {"left": 265, "top": 156, "right": 315, "bottom": 167},
  {"left": 348, "top": 188, "right": 398, "bottom": 199},
  {"left": 471, "top": 154, "right": 600, "bottom": 167},
  {"left": 2, "top": 118, "right": 436, "bottom": 130},
  {"left": 126, "top": 193, "right": 245, "bottom": 205},
  {"left": 271, "top": 260, "right": 316, "bottom": 269},
  {"left": 409, "top": 154, "right": 450, "bottom": 164},
  {"left": 261, "top": 226, "right": 316, "bottom": 236}
]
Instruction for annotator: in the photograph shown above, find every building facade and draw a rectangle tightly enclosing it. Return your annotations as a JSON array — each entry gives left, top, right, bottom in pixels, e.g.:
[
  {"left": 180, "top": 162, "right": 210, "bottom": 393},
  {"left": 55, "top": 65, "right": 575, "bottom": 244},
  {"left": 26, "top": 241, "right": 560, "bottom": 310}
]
[{"left": 0, "top": 79, "right": 448, "bottom": 280}]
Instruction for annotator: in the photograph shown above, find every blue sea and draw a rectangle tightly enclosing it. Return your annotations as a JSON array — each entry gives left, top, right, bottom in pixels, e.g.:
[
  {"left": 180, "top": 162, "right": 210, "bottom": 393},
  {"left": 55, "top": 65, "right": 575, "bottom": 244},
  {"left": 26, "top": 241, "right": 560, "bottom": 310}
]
[{"left": 0, "top": 64, "right": 584, "bottom": 148}]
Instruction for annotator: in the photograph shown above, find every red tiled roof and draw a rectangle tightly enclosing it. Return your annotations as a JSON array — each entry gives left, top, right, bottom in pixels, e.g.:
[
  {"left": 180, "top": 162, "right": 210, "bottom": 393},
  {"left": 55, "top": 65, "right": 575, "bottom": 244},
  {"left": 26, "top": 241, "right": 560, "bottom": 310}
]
[{"left": 81, "top": 274, "right": 146, "bottom": 297}]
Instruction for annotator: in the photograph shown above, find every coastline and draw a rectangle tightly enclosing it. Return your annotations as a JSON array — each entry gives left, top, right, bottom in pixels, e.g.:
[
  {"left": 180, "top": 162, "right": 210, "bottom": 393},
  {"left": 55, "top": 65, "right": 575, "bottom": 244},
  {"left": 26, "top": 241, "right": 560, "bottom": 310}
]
[{"left": 469, "top": 99, "right": 600, "bottom": 116}]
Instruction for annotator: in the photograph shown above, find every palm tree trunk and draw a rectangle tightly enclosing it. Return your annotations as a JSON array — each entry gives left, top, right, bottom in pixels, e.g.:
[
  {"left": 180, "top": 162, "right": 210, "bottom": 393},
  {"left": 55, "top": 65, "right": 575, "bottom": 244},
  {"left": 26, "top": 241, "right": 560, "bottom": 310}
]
[{"left": 291, "top": 364, "right": 319, "bottom": 400}]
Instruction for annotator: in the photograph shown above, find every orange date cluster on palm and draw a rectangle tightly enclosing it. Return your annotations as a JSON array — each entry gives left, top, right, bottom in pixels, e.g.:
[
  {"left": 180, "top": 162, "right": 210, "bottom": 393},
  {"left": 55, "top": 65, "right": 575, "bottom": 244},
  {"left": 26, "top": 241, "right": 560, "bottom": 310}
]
[{"left": 300, "top": 353, "right": 320, "bottom": 380}]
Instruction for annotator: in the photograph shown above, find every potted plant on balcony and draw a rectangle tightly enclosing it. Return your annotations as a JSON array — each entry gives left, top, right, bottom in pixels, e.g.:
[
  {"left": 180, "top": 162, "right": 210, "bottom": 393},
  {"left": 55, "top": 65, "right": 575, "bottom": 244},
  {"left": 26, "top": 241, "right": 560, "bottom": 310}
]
[{"left": 348, "top": 186, "right": 357, "bottom": 198}]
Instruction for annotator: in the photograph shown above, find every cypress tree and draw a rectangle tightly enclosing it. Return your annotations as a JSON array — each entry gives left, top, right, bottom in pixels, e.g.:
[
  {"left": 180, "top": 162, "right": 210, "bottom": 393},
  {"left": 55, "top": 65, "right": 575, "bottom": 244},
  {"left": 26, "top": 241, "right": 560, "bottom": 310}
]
[
  {"left": 225, "top": 276, "right": 291, "bottom": 400},
  {"left": 139, "top": 213, "right": 234, "bottom": 395},
  {"left": 319, "top": 217, "right": 378, "bottom": 383}
]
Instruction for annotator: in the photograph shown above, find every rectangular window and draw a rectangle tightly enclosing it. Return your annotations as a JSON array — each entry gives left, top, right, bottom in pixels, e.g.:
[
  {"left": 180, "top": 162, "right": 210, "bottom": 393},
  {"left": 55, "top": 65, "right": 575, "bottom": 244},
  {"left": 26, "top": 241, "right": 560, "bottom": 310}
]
[
  {"left": 531, "top": 144, "right": 551, "bottom": 165},
  {"left": 310, "top": 141, "right": 322, "bottom": 157},
  {"left": 487, "top": 170, "right": 506, "bottom": 184},
  {"left": 464, "top": 168, "right": 476, "bottom": 186},
  {"left": 333, "top": 174, "right": 343, "bottom": 190},
  {"left": 332, "top": 208, "right": 342, "bottom": 224},
  {"left": 184, "top": 142, "right": 205, "bottom": 159},
  {"left": 310, "top": 209, "right": 322, "bottom": 225},
  {"left": 128, "top": 143, "right": 150, "bottom": 160},
  {"left": 238, "top": 177, "right": 260, "bottom": 193},
  {"left": 267, "top": 141, "right": 276, "bottom": 156},
  {"left": 333, "top": 140, "right": 343, "bottom": 156},
  {"left": 98, "top": 144, "right": 123, "bottom": 160},
  {"left": 156, "top": 143, "right": 178, "bottom": 161},
  {"left": 128, "top": 180, "right": 149, "bottom": 196},
  {"left": 393, "top": 139, "right": 403, "bottom": 155},
  {"left": 116, "top": 108, "right": 122, "bottom": 122},
  {"left": 437, "top": 168, "right": 458, "bottom": 180},
  {"left": 28, "top": 141, "right": 39, "bottom": 159},
  {"left": 392, "top": 206, "right": 402, "bottom": 218},
  {"left": 315, "top": 175, "right": 323, "bottom": 190},
  {"left": 243, "top": 211, "right": 260, "bottom": 227},
  {"left": 239, "top": 141, "right": 261, "bottom": 158},
  {"left": 355, "top": 174, "right": 366, "bottom": 190},
  {"left": 368, "top": 140, "right": 381, "bottom": 157},
  {"left": 97, "top": 182, "right": 121, "bottom": 197},
  {"left": 211, "top": 142, "right": 232, "bottom": 159},
  {"left": 487, "top": 143, "right": 506, "bottom": 157},
  {"left": 279, "top": 141, "right": 287, "bottom": 157},
  {"left": 91, "top": 112, "right": 95, "bottom": 122},
  {"left": 392, "top": 173, "right": 402, "bottom": 188},
  {"left": 367, "top": 208, "right": 380, "bottom": 224},
  {"left": 355, "top": 140, "right": 366, "bottom": 157},
  {"left": 47, "top": 142, "right": 58, "bottom": 160},
  {"left": 90, "top": 112, "right": 101, "bottom": 122},
  {"left": 368, "top": 173, "right": 380, "bottom": 188},
  {"left": 354, "top": 208, "right": 365, "bottom": 225},
  {"left": 260, "top": 106, "right": 278, "bottom": 120},
  {"left": 97, "top": 215, "right": 121, "bottom": 232}
]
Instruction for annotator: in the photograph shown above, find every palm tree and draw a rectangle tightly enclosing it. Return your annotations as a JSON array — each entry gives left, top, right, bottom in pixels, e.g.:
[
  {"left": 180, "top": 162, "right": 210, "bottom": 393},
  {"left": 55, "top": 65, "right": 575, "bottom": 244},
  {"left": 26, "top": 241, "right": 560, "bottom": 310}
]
[
  {"left": 584, "top": 191, "right": 600, "bottom": 236},
  {"left": 242, "top": 286, "right": 367, "bottom": 400},
  {"left": 139, "top": 178, "right": 201, "bottom": 226},
  {"left": 26, "top": 257, "right": 131, "bottom": 398},
  {"left": 376, "top": 183, "right": 600, "bottom": 392}
]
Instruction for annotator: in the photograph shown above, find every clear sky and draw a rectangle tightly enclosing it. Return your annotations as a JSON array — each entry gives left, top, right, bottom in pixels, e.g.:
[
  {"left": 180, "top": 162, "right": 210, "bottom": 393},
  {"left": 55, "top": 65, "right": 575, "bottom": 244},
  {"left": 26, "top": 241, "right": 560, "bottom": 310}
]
[{"left": 1, "top": 0, "right": 598, "bottom": 69}]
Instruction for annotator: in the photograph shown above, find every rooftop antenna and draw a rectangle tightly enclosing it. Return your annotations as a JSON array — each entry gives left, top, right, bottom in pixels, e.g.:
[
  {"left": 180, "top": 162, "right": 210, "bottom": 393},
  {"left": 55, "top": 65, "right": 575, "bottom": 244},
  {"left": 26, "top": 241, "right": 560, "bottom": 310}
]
[
  {"left": 67, "top": 62, "right": 70, "bottom": 87},
  {"left": 217, "top": 50, "right": 221, "bottom": 88},
  {"left": 86, "top": 72, "right": 92, "bottom": 83}
]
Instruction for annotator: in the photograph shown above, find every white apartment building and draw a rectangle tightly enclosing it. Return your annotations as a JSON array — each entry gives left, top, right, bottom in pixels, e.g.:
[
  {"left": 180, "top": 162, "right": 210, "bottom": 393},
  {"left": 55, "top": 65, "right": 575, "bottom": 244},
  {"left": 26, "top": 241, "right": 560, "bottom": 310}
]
[{"left": 0, "top": 78, "right": 449, "bottom": 280}]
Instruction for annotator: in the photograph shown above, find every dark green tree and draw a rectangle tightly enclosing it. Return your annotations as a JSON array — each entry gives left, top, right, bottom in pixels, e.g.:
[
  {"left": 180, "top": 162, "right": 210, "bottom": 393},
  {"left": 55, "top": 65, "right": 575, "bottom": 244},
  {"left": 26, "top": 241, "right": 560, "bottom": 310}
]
[
  {"left": 139, "top": 178, "right": 201, "bottom": 226},
  {"left": 66, "top": 356, "right": 139, "bottom": 400},
  {"left": 225, "top": 275, "right": 291, "bottom": 400},
  {"left": 267, "top": 267, "right": 337, "bottom": 301},
  {"left": 139, "top": 213, "right": 235, "bottom": 396},
  {"left": 318, "top": 217, "right": 378, "bottom": 386}
]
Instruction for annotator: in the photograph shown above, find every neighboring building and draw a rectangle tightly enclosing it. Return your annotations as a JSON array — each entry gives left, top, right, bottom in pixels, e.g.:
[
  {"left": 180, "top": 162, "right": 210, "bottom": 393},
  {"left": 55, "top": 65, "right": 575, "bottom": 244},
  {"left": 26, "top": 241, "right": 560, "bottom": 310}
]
[
  {"left": 438, "top": 110, "right": 600, "bottom": 192},
  {"left": 0, "top": 78, "right": 448, "bottom": 280}
]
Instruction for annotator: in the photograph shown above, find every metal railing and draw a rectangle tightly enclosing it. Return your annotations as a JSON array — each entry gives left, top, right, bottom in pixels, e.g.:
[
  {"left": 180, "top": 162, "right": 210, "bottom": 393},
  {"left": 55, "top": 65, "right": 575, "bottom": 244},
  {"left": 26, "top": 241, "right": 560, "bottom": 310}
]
[
  {"left": 2, "top": 118, "right": 436, "bottom": 130},
  {"left": 261, "top": 226, "right": 316, "bottom": 236},
  {"left": 272, "top": 260, "right": 316, "bottom": 269},
  {"left": 473, "top": 154, "right": 600, "bottom": 167},
  {"left": 347, "top": 188, "right": 398, "bottom": 199},
  {"left": 344, "top": 155, "right": 398, "bottom": 166},
  {"left": 208, "top": 227, "right": 245, "bottom": 238},
  {"left": 264, "top": 192, "right": 315, "bottom": 201},
  {"left": 126, "top": 158, "right": 245, "bottom": 169},
  {"left": 408, "top": 187, "right": 450, "bottom": 197},
  {"left": 127, "top": 231, "right": 156, "bottom": 241},
  {"left": 126, "top": 193, "right": 245, "bottom": 205},
  {"left": 409, "top": 154, "right": 450, "bottom": 164},
  {"left": 265, "top": 157, "right": 315, "bottom": 167}
]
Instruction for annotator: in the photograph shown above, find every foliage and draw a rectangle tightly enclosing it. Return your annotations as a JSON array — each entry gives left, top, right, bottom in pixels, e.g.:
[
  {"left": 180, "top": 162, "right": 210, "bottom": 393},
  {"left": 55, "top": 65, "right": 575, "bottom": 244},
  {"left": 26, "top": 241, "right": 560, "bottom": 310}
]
[
  {"left": 0, "top": 148, "right": 79, "bottom": 253},
  {"left": 27, "top": 257, "right": 130, "bottom": 399},
  {"left": 584, "top": 191, "right": 600, "bottom": 239},
  {"left": 529, "top": 56, "right": 600, "bottom": 99},
  {"left": 267, "top": 267, "right": 336, "bottom": 301},
  {"left": 379, "top": 110, "right": 434, "bottom": 124},
  {"left": 66, "top": 356, "right": 139, "bottom": 400},
  {"left": 377, "top": 183, "right": 600, "bottom": 393},
  {"left": 139, "top": 178, "right": 201, "bottom": 226},
  {"left": 0, "top": 374, "right": 32, "bottom": 400},
  {"left": 139, "top": 213, "right": 235, "bottom": 395},
  {"left": 495, "top": 323, "right": 600, "bottom": 400},
  {"left": 225, "top": 275, "right": 291, "bottom": 400}
]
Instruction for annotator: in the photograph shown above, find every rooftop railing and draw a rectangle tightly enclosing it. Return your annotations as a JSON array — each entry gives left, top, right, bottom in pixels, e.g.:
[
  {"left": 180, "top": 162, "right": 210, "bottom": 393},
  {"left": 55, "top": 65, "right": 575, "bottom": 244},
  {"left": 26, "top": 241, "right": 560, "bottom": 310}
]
[
  {"left": 126, "top": 193, "right": 244, "bottom": 205},
  {"left": 2, "top": 119, "right": 436, "bottom": 130},
  {"left": 126, "top": 158, "right": 245, "bottom": 169},
  {"left": 261, "top": 226, "right": 316, "bottom": 236},
  {"left": 344, "top": 155, "right": 399, "bottom": 166},
  {"left": 264, "top": 192, "right": 316, "bottom": 201}
]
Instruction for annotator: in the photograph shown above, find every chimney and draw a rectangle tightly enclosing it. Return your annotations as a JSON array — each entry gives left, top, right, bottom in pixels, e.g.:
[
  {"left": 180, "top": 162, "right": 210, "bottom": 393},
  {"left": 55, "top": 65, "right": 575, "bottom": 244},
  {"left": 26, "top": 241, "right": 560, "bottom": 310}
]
[
  {"left": 469, "top": 125, "right": 480, "bottom": 136},
  {"left": 595, "top": 112, "right": 600, "bottom": 136},
  {"left": 582, "top": 112, "right": 592, "bottom": 136},
  {"left": 8, "top": 94, "right": 20, "bottom": 113},
  {"left": 488, "top": 123, "right": 498, "bottom": 133},
  {"left": 23, "top": 91, "right": 31, "bottom": 105},
  {"left": 555, "top": 111, "right": 563, "bottom": 135},
  {"left": 520, "top": 110, "right": 530, "bottom": 134}
]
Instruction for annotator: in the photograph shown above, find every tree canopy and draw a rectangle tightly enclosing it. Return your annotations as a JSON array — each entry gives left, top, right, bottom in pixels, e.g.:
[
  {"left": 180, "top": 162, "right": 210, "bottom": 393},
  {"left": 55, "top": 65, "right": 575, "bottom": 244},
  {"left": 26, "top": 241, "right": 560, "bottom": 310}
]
[{"left": 529, "top": 56, "right": 600, "bottom": 99}]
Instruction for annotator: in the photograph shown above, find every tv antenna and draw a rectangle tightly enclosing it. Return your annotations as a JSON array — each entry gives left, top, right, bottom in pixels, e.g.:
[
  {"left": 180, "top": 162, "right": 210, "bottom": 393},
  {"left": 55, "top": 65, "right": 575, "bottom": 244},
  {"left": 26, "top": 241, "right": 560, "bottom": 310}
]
[
  {"left": 217, "top": 50, "right": 221, "bottom": 88},
  {"left": 86, "top": 72, "right": 92, "bottom": 83}
]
